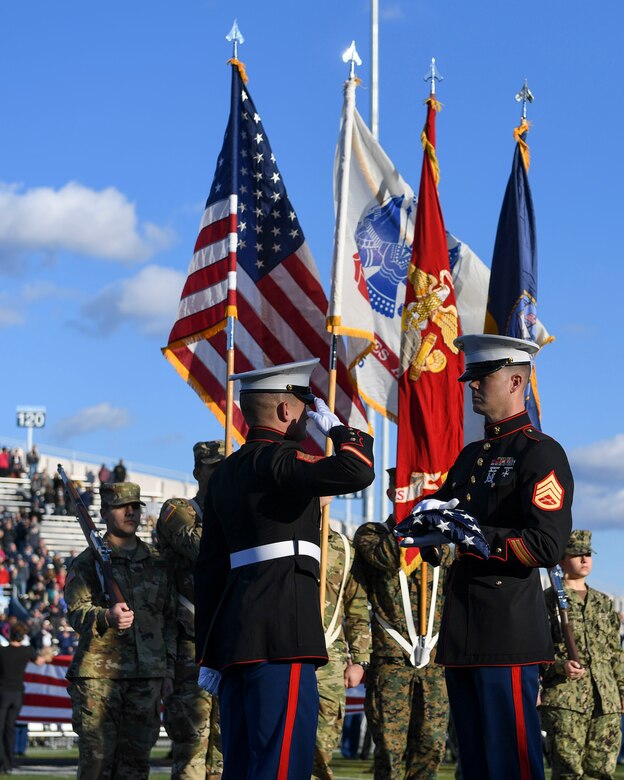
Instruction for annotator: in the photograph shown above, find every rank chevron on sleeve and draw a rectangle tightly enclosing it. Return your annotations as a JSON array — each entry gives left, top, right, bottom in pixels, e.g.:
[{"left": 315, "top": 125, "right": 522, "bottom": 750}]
[{"left": 532, "top": 470, "right": 564, "bottom": 511}]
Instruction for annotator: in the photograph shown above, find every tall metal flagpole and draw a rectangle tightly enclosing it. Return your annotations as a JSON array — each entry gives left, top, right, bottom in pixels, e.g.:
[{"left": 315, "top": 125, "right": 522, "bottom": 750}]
[
  {"left": 371, "top": 0, "right": 379, "bottom": 139},
  {"left": 515, "top": 79, "right": 534, "bottom": 123},
  {"left": 319, "top": 42, "right": 362, "bottom": 612},
  {"left": 368, "top": 0, "right": 380, "bottom": 523},
  {"left": 223, "top": 20, "right": 244, "bottom": 457}
]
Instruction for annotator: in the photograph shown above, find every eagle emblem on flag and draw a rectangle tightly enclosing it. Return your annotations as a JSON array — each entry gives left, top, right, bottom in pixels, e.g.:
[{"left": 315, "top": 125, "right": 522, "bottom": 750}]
[
  {"left": 400, "top": 267, "right": 459, "bottom": 381},
  {"left": 354, "top": 195, "right": 414, "bottom": 320}
]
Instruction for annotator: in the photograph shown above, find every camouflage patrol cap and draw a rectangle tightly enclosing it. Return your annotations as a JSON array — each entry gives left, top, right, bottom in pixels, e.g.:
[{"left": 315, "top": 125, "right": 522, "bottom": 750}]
[
  {"left": 99, "top": 482, "right": 145, "bottom": 507},
  {"left": 193, "top": 440, "right": 226, "bottom": 468},
  {"left": 564, "top": 529, "right": 595, "bottom": 556}
]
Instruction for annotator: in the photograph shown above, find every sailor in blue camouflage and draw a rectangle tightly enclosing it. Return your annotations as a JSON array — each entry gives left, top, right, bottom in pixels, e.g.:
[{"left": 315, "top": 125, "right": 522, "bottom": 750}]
[
  {"left": 65, "top": 482, "right": 177, "bottom": 780},
  {"left": 541, "top": 530, "right": 624, "bottom": 779},
  {"left": 157, "top": 441, "right": 225, "bottom": 779},
  {"left": 313, "top": 524, "right": 371, "bottom": 780}
]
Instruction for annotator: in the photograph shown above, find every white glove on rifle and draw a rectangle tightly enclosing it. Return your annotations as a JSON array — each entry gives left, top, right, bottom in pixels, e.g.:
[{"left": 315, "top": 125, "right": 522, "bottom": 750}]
[
  {"left": 412, "top": 497, "right": 460, "bottom": 515},
  {"left": 198, "top": 667, "right": 222, "bottom": 695},
  {"left": 306, "top": 397, "right": 341, "bottom": 436}
]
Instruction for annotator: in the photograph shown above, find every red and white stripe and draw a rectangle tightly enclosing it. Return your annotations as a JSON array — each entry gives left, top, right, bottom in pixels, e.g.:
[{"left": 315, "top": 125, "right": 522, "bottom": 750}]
[
  {"left": 18, "top": 656, "right": 71, "bottom": 724},
  {"left": 164, "top": 236, "right": 368, "bottom": 455}
]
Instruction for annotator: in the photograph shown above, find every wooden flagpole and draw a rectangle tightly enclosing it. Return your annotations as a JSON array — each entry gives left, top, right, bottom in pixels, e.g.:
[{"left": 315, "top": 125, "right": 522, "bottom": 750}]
[{"left": 319, "top": 334, "right": 338, "bottom": 612}]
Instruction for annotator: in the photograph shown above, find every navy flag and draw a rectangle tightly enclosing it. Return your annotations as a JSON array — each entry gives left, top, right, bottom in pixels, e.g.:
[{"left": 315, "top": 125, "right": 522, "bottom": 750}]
[{"left": 484, "top": 121, "right": 543, "bottom": 428}]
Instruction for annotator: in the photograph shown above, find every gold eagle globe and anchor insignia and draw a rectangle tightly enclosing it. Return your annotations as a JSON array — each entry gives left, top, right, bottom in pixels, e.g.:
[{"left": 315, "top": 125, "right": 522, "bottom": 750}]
[{"left": 400, "top": 267, "right": 459, "bottom": 381}]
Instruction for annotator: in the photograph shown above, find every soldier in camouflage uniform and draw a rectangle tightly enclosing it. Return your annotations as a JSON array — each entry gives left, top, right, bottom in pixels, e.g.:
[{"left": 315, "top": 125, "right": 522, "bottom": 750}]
[
  {"left": 541, "top": 530, "right": 624, "bottom": 779},
  {"left": 313, "top": 520, "right": 371, "bottom": 780},
  {"left": 65, "top": 482, "right": 177, "bottom": 780},
  {"left": 353, "top": 468, "right": 451, "bottom": 780},
  {"left": 156, "top": 441, "right": 225, "bottom": 780}
]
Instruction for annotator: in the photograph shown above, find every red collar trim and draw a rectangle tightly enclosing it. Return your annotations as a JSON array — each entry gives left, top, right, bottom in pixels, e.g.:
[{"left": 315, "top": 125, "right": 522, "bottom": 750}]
[
  {"left": 247, "top": 426, "right": 285, "bottom": 443},
  {"left": 484, "top": 411, "right": 532, "bottom": 440}
]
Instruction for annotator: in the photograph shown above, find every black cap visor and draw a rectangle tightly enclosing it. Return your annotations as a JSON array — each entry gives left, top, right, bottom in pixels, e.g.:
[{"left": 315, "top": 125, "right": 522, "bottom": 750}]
[
  {"left": 240, "top": 386, "right": 315, "bottom": 405},
  {"left": 288, "top": 385, "right": 315, "bottom": 405},
  {"left": 459, "top": 359, "right": 511, "bottom": 382},
  {"left": 459, "top": 358, "right": 532, "bottom": 382}
]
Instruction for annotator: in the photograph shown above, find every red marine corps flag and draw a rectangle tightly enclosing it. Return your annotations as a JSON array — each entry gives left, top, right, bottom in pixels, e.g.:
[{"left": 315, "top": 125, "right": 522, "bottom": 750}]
[{"left": 395, "top": 69, "right": 464, "bottom": 574}]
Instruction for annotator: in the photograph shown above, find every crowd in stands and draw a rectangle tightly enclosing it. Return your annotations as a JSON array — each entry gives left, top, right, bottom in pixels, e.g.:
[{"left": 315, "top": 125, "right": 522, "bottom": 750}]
[
  {"left": 0, "top": 445, "right": 151, "bottom": 658},
  {"left": 0, "top": 505, "right": 77, "bottom": 657}
]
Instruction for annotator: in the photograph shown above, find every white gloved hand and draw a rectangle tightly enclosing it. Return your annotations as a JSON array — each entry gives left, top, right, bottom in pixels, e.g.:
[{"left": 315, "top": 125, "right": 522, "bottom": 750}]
[
  {"left": 306, "top": 397, "right": 341, "bottom": 436},
  {"left": 399, "top": 529, "right": 448, "bottom": 548},
  {"left": 412, "top": 497, "right": 460, "bottom": 515},
  {"left": 198, "top": 667, "right": 222, "bottom": 695}
]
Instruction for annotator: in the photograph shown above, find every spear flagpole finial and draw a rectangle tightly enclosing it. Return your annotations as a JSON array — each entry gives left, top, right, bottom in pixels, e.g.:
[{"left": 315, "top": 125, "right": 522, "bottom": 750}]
[
  {"left": 342, "top": 40, "right": 362, "bottom": 80},
  {"left": 424, "top": 57, "right": 443, "bottom": 96},
  {"left": 515, "top": 79, "right": 534, "bottom": 121},
  {"left": 226, "top": 19, "right": 245, "bottom": 59}
]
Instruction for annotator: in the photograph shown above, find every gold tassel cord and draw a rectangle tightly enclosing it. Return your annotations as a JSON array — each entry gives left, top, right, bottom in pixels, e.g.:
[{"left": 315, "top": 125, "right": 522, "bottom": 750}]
[
  {"left": 421, "top": 98, "right": 443, "bottom": 186},
  {"left": 425, "top": 97, "right": 443, "bottom": 113},
  {"left": 227, "top": 58, "right": 249, "bottom": 84},
  {"left": 421, "top": 130, "right": 440, "bottom": 186},
  {"left": 513, "top": 120, "right": 531, "bottom": 172}
]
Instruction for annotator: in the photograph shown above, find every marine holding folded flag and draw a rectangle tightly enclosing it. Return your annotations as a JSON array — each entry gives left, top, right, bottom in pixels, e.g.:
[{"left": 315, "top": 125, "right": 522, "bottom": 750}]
[
  {"left": 400, "top": 334, "right": 574, "bottom": 780},
  {"left": 194, "top": 359, "right": 374, "bottom": 780}
]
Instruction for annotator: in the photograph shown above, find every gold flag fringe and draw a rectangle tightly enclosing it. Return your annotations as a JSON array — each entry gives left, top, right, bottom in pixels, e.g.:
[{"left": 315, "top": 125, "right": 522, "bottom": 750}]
[{"left": 227, "top": 58, "right": 248, "bottom": 83}]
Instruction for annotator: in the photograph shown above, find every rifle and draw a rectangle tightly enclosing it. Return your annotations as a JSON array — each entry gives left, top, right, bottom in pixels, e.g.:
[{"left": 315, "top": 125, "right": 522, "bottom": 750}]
[
  {"left": 548, "top": 564, "right": 580, "bottom": 664},
  {"left": 57, "top": 464, "right": 125, "bottom": 608}
]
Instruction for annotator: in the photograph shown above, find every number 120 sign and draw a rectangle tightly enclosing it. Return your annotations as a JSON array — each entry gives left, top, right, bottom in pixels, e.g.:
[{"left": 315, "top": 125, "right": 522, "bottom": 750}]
[{"left": 16, "top": 407, "right": 46, "bottom": 428}]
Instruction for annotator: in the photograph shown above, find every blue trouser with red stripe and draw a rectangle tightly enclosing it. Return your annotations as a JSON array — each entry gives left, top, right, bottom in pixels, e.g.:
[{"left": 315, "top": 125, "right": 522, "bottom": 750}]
[
  {"left": 219, "top": 661, "right": 319, "bottom": 780},
  {"left": 445, "top": 665, "right": 545, "bottom": 780}
]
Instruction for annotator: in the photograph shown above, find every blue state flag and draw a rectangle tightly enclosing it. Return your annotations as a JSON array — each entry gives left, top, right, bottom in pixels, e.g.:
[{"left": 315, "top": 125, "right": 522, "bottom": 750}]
[{"left": 485, "top": 122, "right": 542, "bottom": 428}]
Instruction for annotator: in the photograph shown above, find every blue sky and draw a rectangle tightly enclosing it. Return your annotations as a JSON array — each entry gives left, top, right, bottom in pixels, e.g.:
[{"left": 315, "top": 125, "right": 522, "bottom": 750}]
[{"left": 1, "top": 2, "right": 623, "bottom": 591}]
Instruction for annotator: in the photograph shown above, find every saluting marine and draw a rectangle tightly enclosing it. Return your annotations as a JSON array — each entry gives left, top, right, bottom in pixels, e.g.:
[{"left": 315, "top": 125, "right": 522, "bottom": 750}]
[
  {"left": 157, "top": 440, "right": 225, "bottom": 780},
  {"left": 194, "top": 359, "right": 375, "bottom": 780},
  {"left": 65, "top": 482, "right": 176, "bottom": 780}
]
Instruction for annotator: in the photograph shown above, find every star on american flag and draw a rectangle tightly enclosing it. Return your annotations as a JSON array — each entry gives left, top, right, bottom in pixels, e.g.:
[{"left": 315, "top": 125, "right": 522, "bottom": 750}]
[{"left": 203, "top": 88, "right": 307, "bottom": 284}]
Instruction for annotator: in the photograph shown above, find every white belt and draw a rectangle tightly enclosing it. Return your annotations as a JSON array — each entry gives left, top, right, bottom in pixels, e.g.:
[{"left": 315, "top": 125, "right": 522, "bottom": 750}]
[{"left": 230, "top": 540, "right": 321, "bottom": 569}]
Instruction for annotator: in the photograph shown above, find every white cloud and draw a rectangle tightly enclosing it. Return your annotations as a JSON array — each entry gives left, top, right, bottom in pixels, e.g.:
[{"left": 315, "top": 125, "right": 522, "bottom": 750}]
[
  {"left": 0, "top": 181, "right": 173, "bottom": 264},
  {"left": 571, "top": 481, "right": 624, "bottom": 530},
  {"left": 569, "top": 434, "right": 624, "bottom": 529},
  {"left": 0, "top": 296, "right": 24, "bottom": 327},
  {"left": 21, "top": 280, "right": 80, "bottom": 303},
  {"left": 117, "top": 265, "right": 185, "bottom": 335},
  {"left": 54, "top": 403, "right": 131, "bottom": 441},
  {"left": 77, "top": 264, "right": 185, "bottom": 338},
  {"left": 569, "top": 434, "right": 624, "bottom": 484}
]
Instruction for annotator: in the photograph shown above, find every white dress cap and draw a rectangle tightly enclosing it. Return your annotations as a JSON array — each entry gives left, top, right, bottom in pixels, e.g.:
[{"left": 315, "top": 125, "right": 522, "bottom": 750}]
[
  {"left": 453, "top": 334, "right": 539, "bottom": 382},
  {"left": 230, "top": 358, "right": 320, "bottom": 402}
]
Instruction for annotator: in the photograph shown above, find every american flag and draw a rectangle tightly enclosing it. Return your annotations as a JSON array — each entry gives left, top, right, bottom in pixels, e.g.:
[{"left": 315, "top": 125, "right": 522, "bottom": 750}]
[
  {"left": 19, "top": 656, "right": 71, "bottom": 724},
  {"left": 163, "top": 62, "right": 367, "bottom": 451}
]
